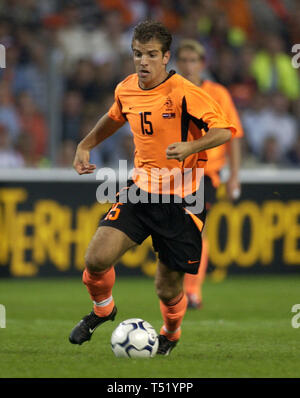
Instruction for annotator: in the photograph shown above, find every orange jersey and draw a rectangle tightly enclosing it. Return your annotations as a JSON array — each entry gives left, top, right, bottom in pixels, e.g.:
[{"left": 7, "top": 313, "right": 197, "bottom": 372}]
[
  {"left": 200, "top": 80, "right": 244, "bottom": 187},
  {"left": 108, "top": 71, "right": 236, "bottom": 196}
]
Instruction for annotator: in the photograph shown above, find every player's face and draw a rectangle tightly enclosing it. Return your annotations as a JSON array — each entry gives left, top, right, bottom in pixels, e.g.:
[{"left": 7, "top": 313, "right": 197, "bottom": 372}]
[
  {"left": 132, "top": 39, "right": 170, "bottom": 89},
  {"left": 176, "top": 49, "right": 205, "bottom": 83}
]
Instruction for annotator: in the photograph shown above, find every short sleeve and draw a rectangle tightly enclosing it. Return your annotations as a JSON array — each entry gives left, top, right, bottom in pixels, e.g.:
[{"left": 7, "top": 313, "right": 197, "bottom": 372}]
[
  {"left": 214, "top": 85, "right": 244, "bottom": 138},
  {"left": 184, "top": 83, "right": 237, "bottom": 136},
  {"left": 108, "top": 86, "right": 127, "bottom": 123}
]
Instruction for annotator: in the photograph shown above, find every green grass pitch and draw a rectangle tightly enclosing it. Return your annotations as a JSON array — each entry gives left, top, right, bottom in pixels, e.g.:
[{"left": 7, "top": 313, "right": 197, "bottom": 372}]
[{"left": 0, "top": 274, "right": 299, "bottom": 378}]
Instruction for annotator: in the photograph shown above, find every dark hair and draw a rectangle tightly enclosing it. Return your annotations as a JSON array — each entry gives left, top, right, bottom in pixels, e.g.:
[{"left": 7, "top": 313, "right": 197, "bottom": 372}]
[{"left": 131, "top": 20, "right": 172, "bottom": 54}]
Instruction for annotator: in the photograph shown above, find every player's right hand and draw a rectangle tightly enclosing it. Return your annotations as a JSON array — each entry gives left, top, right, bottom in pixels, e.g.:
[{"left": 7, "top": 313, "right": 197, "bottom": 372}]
[{"left": 73, "top": 146, "right": 96, "bottom": 175}]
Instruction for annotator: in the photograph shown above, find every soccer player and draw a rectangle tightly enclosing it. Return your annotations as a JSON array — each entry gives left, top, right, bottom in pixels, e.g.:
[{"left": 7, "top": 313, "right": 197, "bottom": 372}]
[
  {"left": 69, "top": 21, "right": 236, "bottom": 355},
  {"left": 176, "top": 39, "right": 244, "bottom": 309}
]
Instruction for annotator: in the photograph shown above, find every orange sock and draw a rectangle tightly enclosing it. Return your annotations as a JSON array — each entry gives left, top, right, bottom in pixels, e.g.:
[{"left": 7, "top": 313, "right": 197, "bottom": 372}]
[
  {"left": 82, "top": 266, "right": 115, "bottom": 317},
  {"left": 159, "top": 292, "right": 188, "bottom": 341},
  {"left": 184, "top": 237, "right": 209, "bottom": 303}
]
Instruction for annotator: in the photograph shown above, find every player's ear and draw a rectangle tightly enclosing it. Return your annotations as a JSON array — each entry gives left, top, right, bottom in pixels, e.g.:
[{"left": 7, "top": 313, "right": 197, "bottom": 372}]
[{"left": 162, "top": 50, "right": 171, "bottom": 66}]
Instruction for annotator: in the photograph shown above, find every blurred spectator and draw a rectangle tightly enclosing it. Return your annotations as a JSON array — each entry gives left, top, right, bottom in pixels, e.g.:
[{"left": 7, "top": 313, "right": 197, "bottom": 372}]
[
  {"left": 90, "top": 10, "right": 129, "bottom": 65},
  {"left": 0, "top": 82, "right": 21, "bottom": 141},
  {"left": 250, "top": 33, "right": 300, "bottom": 100},
  {"left": 79, "top": 117, "right": 102, "bottom": 166},
  {"left": 230, "top": 44, "right": 258, "bottom": 109},
  {"left": 95, "top": 60, "right": 123, "bottom": 95},
  {"left": 288, "top": 2, "right": 300, "bottom": 44},
  {"left": 117, "top": 53, "right": 136, "bottom": 81},
  {"left": 66, "top": 60, "right": 100, "bottom": 103},
  {"left": 62, "top": 90, "right": 83, "bottom": 143},
  {"left": 56, "top": 139, "right": 77, "bottom": 168},
  {"left": 212, "top": 48, "right": 237, "bottom": 87},
  {"left": 14, "top": 40, "right": 49, "bottom": 113},
  {"left": 17, "top": 92, "right": 48, "bottom": 163},
  {"left": 242, "top": 92, "right": 270, "bottom": 156},
  {"left": 151, "top": 0, "right": 181, "bottom": 33},
  {"left": 124, "top": 0, "right": 148, "bottom": 26},
  {"left": 0, "top": 0, "right": 41, "bottom": 25},
  {"left": 98, "top": 0, "right": 136, "bottom": 28},
  {"left": 261, "top": 136, "right": 282, "bottom": 165},
  {"left": 286, "top": 134, "right": 300, "bottom": 166},
  {"left": 0, "top": 123, "right": 24, "bottom": 168},
  {"left": 15, "top": 131, "right": 36, "bottom": 167},
  {"left": 266, "top": 93, "right": 297, "bottom": 155},
  {"left": 101, "top": 125, "right": 135, "bottom": 170},
  {"left": 56, "top": 3, "right": 91, "bottom": 71},
  {"left": 217, "top": 0, "right": 254, "bottom": 36},
  {"left": 116, "top": 132, "right": 135, "bottom": 170},
  {"left": 242, "top": 92, "right": 297, "bottom": 158},
  {"left": 249, "top": 0, "right": 289, "bottom": 34},
  {"left": 291, "top": 99, "right": 300, "bottom": 132},
  {"left": 0, "top": 38, "right": 28, "bottom": 92},
  {"left": 0, "top": 17, "right": 12, "bottom": 43},
  {"left": 175, "top": 7, "right": 202, "bottom": 43},
  {"left": 201, "top": 8, "right": 247, "bottom": 64}
]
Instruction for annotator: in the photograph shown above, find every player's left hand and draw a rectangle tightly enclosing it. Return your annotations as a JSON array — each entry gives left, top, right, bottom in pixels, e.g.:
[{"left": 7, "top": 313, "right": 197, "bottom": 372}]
[
  {"left": 226, "top": 175, "right": 241, "bottom": 201},
  {"left": 166, "top": 142, "right": 194, "bottom": 162}
]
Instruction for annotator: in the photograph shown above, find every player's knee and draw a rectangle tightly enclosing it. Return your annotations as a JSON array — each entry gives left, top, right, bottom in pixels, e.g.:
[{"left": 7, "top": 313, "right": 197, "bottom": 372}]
[
  {"left": 84, "top": 251, "right": 111, "bottom": 273},
  {"left": 155, "top": 280, "right": 181, "bottom": 304}
]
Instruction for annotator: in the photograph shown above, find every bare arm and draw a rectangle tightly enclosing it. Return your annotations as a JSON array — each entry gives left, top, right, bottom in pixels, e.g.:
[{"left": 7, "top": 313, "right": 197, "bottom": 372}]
[
  {"left": 73, "top": 113, "right": 125, "bottom": 175},
  {"left": 166, "top": 128, "right": 232, "bottom": 161}
]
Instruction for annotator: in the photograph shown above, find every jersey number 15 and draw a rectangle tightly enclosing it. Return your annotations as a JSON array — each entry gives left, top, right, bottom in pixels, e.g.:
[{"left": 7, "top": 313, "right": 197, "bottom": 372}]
[{"left": 139, "top": 112, "right": 153, "bottom": 135}]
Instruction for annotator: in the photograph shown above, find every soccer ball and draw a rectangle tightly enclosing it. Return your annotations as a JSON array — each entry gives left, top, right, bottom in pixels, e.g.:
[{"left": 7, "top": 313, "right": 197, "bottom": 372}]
[{"left": 111, "top": 318, "right": 159, "bottom": 358}]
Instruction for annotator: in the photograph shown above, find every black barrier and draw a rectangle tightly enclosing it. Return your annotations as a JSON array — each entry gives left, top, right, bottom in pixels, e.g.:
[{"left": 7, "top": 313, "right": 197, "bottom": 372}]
[
  {"left": 207, "top": 182, "right": 300, "bottom": 279},
  {"left": 0, "top": 178, "right": 300, "bottom": 278}
]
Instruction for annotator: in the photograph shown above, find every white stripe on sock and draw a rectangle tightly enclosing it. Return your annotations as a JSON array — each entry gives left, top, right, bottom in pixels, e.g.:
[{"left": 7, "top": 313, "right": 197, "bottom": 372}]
[
  {"left": 93, "top": 296, "right": 113, "bottom": 307},
  {"left": 163, "top": 325, "right": 181, "bottom": 334}
]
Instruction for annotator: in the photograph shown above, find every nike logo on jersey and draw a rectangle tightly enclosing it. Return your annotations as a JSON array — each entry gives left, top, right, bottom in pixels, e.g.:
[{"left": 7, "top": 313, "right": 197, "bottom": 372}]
[{"left": 187, "top": 259, "right": 200, "bottom": 264}]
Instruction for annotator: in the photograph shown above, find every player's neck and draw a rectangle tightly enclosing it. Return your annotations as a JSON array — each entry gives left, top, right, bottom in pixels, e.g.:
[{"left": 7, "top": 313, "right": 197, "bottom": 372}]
[{"left": 139, "top": 69, "right": 169, "bottom": 90}]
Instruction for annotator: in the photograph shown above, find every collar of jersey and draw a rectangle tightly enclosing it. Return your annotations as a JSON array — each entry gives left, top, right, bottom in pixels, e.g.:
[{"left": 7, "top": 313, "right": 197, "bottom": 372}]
[{"left": 138, "top": 70, "right": 176, "bottom": 91}]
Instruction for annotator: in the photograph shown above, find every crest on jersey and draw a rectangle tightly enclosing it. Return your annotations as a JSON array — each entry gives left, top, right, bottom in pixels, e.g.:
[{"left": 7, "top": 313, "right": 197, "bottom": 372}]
[
  {"left": 164, "top": 97, "right": 173, "bottom": 110},
  {"left": 163, "top": 97, "right": 175, "bottom": 118}
]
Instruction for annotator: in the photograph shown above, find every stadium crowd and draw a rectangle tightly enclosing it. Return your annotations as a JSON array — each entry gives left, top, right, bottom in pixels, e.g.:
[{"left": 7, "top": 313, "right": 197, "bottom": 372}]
[{"left": 0, "top": 0, "right": 299, "bottom": 169}]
